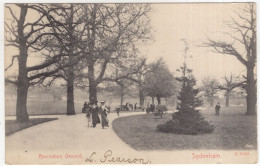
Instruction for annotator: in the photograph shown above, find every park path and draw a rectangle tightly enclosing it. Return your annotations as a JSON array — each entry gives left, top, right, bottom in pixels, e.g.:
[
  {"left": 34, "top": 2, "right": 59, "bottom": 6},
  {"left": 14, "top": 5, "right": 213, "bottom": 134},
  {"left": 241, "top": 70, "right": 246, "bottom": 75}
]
[
  {"left": 5, "top": 112, "right": 147, "bottom": 164},
  {"left": 5, "top": 111, "right": 250, "bottom": 164}
]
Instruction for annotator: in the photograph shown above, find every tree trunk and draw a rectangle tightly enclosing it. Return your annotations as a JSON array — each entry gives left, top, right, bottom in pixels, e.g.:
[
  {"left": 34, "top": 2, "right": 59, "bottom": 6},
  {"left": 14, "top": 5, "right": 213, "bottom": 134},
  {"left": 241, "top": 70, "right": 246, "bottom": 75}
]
[
  {"left": 157, "top": 96, "right": 161, "bottom": 105},
  {"left": 16, "top": 6, "right": 29, "bottom": 122},
  {"left": 245, "top": 66, "right": 256, "bottom": 115},
  {"left": 209, "top": 96, "right": 214, "bottom": 107},
  {"left": 88, "top": 64, "right": 97, "bottom": 102},
  {"left": 66, "top": 4, "right": 76, "bottom": 115},
  {"left": 152, "top": 96, "right": 154, "bottom": 104},
  {"left": 16, "top": 45, "right": 29, "bottom": 122},
  {"left": 225, "top": 90, "right": 230, "bottom": 107},
  {"left": 66, "top": 72, "right": 75, "bottom": 115},
  {"left": 89, "top": 82, "right": 97, "bottom": 102},
  {"left": 16, "top": 79, "right": 29, "bottom": 122},
  {"left": 139, "top": 89, "right": 145, "bottom": 107},
  {"left": 16, "top": 49, "right": 29, "bottom": 121},
  {"left": 120, "top": 85, "right": 124, "bottom": 106}
]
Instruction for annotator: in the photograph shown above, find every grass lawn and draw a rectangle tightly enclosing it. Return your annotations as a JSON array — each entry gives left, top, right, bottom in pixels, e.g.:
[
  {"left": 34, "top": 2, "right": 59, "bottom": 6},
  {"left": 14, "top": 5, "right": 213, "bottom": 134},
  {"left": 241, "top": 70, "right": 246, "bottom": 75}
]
[
  {"left": 6, "top": 118, "right": 58, "bottom": 136},
  {"left": 5, "top": 99, "right": 84, "bottom": 116},
  {"left": 112, "top": 106, "right": 257, "bottom": 150}
]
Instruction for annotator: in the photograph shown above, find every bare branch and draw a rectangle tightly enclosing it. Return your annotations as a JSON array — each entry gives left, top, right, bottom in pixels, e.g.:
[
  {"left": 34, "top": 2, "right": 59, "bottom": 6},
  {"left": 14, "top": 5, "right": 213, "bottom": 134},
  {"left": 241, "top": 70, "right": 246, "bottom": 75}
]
[
  {"left": 27, "top": 52, "right": 66, "bottom": 71},
  {"left": 4, "top": 22, "right": 18, "bottom": 39},
  {"left": 5, "top": 55, "right": 18, "bottom": 71},
  {"left": 203, "top": 37, "right": 247, "bottom": 66},
  {"left": 5, "top": 78, "right": 17, "bottom": 85},
  {"left": 5, "top": 43, "right": 19, "bottom": 47},
  {"left": 27, "top": 32, "right": 55, "bottom": 47},
  {"left": 28, "top": 67, "right": 61, "bottom": 81},
  {"left": 41, "top": 75, "right": 60, "bottom": 87},
  {"left": 6, "top": 6, "right": 19, "bottom": 22}
]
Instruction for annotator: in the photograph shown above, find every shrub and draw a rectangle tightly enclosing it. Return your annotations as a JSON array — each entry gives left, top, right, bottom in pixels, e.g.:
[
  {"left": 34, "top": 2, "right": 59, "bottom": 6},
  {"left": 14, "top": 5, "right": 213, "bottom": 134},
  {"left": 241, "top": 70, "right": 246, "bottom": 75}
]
[{"left": 157, "top": 110, "right": 215, "bottom": 135}]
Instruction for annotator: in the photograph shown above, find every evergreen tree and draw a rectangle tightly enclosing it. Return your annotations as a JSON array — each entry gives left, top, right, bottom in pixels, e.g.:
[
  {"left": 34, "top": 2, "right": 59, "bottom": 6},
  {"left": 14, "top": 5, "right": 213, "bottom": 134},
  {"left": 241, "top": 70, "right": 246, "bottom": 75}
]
[{"left": 157, "top": 64, "right": 214, "bottom": 135}]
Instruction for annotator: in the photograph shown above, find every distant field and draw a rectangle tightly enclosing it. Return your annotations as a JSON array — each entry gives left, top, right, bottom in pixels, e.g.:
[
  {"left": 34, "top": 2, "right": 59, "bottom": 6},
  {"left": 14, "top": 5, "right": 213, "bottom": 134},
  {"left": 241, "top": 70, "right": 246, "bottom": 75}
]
[
  {"left": 5, "top": 99, "right": 84, "bottom": 116},
  {"left": 113, "top": 106, "right": 257, "bottom": 150},
  {"left": 5, "top": 92, "right": 246, "bottom": 117},
  {"left": 5, "top": 98, "right": 143, "bottom": 116}
]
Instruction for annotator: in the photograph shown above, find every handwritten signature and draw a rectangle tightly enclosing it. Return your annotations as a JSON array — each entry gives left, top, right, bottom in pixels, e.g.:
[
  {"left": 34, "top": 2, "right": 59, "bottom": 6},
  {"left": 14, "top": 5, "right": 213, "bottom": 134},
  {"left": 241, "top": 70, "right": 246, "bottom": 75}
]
[{"left": 85, "top": 150, "right": 151, "bottom": 164}]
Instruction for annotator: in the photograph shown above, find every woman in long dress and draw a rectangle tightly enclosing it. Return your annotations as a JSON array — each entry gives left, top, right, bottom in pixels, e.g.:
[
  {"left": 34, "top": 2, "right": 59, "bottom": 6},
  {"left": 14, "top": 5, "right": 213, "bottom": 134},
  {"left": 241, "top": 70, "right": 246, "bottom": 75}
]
[
  {"left": 84, "top": 102, "right": 92, "bottom": 127},
  {"left": 90, "top": 100, "right": 100, "bottom": 128},
  {"left": 100, "top": 101, "right": 109, "bottom": 129}
]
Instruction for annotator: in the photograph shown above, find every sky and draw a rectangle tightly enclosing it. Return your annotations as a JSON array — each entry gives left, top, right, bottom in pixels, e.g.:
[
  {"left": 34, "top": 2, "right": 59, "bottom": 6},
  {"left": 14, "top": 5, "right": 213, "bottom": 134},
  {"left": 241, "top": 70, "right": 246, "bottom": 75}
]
[
  {"left": 141, "top": 3, "right": 248, "bottom": 84},
  {"left": 4, "top": 3, "right": 251, "bottom": 85}
]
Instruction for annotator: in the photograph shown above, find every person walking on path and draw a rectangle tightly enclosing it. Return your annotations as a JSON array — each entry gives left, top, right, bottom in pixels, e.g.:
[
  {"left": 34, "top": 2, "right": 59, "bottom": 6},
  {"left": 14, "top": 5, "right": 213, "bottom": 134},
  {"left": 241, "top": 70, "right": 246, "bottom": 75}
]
[
  {"left": 90, "top": 99, "right": 100, "bottom": 128},
  {"left": 215, "top": 102, "right": 221, "bottom": 116},
  {"left": 134, "top": 103, "right": 137, "bottom": 110},
  {"left": 99, "top": 101, "right": 109, "bottom": 129},
  {"left": 82, "top": 102, "right": 87, "bottom": 113},
  {"left": 116, "top": 107, "right": 120, "bottom": 117},
  {"left": 84, "top": 102, "right": 92, "bottom": 127}
]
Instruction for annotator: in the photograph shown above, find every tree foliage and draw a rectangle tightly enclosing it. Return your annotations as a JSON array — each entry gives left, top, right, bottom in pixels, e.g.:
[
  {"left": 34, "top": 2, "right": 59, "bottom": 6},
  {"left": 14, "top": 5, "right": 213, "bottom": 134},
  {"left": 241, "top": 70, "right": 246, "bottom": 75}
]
[
  {"left": 157, "top": 64, "right": 214, "bottom": 135},
  {"left": 144, "top": 58, "right": 175, "bottom": 104}
]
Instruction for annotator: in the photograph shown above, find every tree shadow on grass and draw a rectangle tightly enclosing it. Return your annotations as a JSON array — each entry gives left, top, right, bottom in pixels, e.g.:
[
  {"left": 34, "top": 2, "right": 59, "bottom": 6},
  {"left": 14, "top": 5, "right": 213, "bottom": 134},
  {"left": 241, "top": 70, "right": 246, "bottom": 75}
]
[{"left": 5, "top": 118, "right": 58, "bottom": 136}]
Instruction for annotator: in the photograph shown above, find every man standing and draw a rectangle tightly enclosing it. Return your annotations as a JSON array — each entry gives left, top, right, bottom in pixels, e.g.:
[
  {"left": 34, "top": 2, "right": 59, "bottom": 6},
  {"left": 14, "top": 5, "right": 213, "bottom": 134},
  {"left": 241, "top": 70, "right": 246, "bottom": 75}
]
[
  {"left": 99, "top": 101, "right": 109, "bottom": 129},
  {"left": 215, "top": 102, "right": 221, "bottom": 116},
  {"left": 134, "top": 103, "right": 137, "bottom": 110},
  {"left": 116, "top": 107, "right": 120, "bottom": 117}
]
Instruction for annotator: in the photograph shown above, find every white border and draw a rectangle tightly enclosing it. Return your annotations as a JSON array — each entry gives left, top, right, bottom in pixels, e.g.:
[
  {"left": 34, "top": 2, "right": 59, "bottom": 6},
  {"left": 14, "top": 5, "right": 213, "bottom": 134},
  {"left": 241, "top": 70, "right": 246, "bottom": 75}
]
[{"left": 0, "top": 1, "right": 258, "bottom": 166}]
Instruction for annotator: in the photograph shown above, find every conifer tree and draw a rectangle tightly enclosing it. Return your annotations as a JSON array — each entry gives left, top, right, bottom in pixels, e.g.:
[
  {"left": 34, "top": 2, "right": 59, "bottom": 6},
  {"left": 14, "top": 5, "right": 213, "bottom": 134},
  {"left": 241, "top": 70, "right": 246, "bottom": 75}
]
[
  {"left": 157, "top": 63, "right": 214, "bottom": 135},
  {"left": 157, "top": 40, "right": 214, "bottom": 135}
]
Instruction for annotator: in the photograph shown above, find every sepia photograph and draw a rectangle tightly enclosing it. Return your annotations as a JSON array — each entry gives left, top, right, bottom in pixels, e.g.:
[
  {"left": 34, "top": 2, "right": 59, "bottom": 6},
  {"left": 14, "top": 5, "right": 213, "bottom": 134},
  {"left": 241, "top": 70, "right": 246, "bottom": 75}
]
[{"left": 2, "top": 1, "right": 258, "bottom": 164}]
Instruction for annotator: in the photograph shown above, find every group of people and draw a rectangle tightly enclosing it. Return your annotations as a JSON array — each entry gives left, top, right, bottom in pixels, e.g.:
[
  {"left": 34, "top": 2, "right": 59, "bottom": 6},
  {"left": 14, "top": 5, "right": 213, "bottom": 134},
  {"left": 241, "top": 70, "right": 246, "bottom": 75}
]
[
  {"left": 122, "top": 103, "right": 139, "bottom": 111},
  {"left": 82, "top": 99, "right": 110, "bottom": 129},
  {"left": 115, "top": 102, "right": 145, "bottom": 117}
]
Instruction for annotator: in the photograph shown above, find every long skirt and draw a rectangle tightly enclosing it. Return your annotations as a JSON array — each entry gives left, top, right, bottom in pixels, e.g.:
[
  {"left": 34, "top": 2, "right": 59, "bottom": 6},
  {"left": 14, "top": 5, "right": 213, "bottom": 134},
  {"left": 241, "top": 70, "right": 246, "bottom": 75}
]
[
  {"left": 92, "top": 112, "right": 100, "bottom": 127},
  {"left": 86, "top": 113, "right": 92, "bottom": 127},
  {"left": 101, "top": 114, "right": 109, "bottom": 127}
]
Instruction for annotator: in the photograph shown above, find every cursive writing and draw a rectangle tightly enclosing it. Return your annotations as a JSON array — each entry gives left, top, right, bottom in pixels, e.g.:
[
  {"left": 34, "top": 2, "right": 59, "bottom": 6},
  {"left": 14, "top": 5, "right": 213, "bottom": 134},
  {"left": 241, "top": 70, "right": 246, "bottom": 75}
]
[
  {"left": 85, "top": 152, "right": 96, "bottom": 163},
  {"left": 100, "top": 150, "right": 151, "bottom": 164}
]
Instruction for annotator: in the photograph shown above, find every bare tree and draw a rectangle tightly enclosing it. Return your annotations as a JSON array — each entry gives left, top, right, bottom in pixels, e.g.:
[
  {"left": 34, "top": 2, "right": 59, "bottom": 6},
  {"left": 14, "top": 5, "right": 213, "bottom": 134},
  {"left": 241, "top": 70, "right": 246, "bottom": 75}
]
[
  {"left": 201, "top": 77, "right": 220, "bottom": 107},
  {"left": 203, "top": 3, "right": 256, "bottom": 115},
  {"left": 42, "top": 4, "right": 88, "bottom": 115},
  {"left": 78, "top": 4, "right": 151, "bottom": 103},
  {"left": 218, "top": 74, "right": 245, "bottom": 107},
  {"left": 116, "top": 80, "right": 133, "bottom": 106},
  {"left": 5, "top": 4, "right": 74, "bottom": 122},
  {"left": 107, "top": 57, "right": 160, "bottom": 107}
]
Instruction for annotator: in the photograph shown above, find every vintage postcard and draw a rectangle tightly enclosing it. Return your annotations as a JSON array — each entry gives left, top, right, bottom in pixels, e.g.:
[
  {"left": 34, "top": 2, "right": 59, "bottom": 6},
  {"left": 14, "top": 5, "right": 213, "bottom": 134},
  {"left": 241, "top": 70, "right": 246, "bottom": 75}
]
[{"left": 3, "top": 1, "right": 258, "bottom": 165}]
